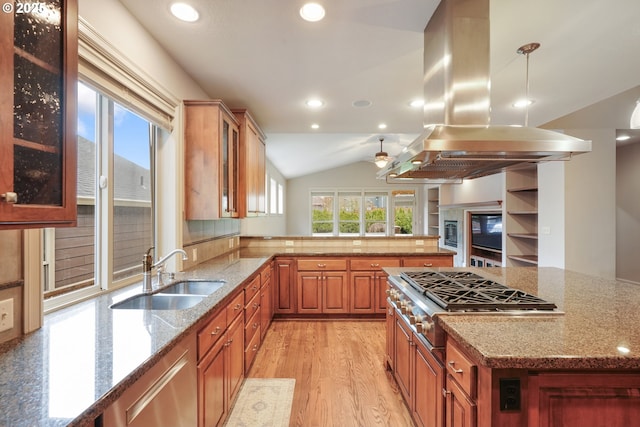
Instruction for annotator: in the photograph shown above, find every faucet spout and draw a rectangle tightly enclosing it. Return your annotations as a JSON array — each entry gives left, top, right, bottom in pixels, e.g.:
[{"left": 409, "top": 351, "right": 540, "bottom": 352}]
[{"left": 142, "top": 248, "right": 188, "bottom": 293}]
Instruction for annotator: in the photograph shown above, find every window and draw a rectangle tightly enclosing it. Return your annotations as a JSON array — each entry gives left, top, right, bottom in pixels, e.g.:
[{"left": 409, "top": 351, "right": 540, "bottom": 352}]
[
  {"left": 267, "top": 174, "right": 285, "bottom": 215},
  {"left": 338, "top": 192, "right": 361, "bottom": 235},
  {"left": 43, "top": 82, "right": 165, "bottom": 305},
  {"left": 393, "top": 191, "right": 415, "bottom": 235},
  {"left": 311, "top": 192, "right": 334, "bottom": 235},
  {"left": 311, "top": 190, "right": 392, "bottom": 236}
]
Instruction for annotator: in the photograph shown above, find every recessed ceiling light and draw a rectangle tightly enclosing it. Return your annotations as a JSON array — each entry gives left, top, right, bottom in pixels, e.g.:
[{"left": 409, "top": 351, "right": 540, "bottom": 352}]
[
  {"left": 170, "top": 2, "right": 199, "bottom": 22},
  {"left": 352, "top": 99, "right": 372, "bottom": 108},
  {"left": 311, "top": 123, "right": 320, "bottom": 129},
  {"left": 305, "top": 99, "right": 324, "bottom": 108},
  {"left": 300, "top": 3, "right": 325, "bottom": 22},
  {"left": 409, "top": 99, "right": 424, "bottom": 108},
  {"left": 378, "top": 123, "right": 387, "bottom": 129},
  {"left": 513, "top": 98, "right": 534, "bottom": 108}
]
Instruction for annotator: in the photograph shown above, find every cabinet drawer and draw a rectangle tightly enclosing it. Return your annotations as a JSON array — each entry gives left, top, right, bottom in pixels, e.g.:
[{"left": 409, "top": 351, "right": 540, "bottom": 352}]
[
  {"left": 297, "top": 259, "right": 347, "bottom": 271},
  {"left": 260, "top": 264, "right": 271, "bottom": 284},
  {"left": 244, "top": 323, "right": 261, "bottom": 373},
  {"left": 227, "top": 291, "right": 244, "bottom": 322},
  {"left": 350, "top": 258, "right": 401, "bottom": 270},
  {"left": 446, "top": 341, "right": 477, "bottom": 398},
  {"left": 245, "top": 291, "right": 260, "bottom": 321},
  {"left": 244, "top": 308, "right": 261, "bottom": 348},
  {"left": 244, "top": 275, "right": 261, "bottom": 304},
  {"left": 197, "top": 308, "right": 227, "bottom": 360},
  {"left": 402, "top": 256, "right": 453, "bottom": 268}
]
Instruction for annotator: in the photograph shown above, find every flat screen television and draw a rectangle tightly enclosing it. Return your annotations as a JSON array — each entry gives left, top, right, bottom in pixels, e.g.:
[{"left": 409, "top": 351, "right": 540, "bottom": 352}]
[{"left": 470, "top": 213, "right": 502, "bottom": 251}]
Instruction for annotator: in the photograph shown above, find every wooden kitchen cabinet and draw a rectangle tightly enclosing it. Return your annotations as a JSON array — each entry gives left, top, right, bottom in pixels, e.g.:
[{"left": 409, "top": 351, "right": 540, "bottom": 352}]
[
  {"left": 184, "top": 100, "right": 240, "bottom": 220},
  {"left": 243, "top": 275, "right": 261, "bottom": 374},
  {"left": 297, "top": 258, "right": 348, "bottom": 314},
  {"left": 103, "top": 333, "right": 197, "bottom": 426},
  {"left": 232, "top": 109, "right": 266, "bottom": 217},
  {"left": 445, "top": 374, "right": 476, "bottom": 427},
  {"left": 274, "top": 258, "right": 296, "bottom": 314},
  {"left": 260, "top": 263, "right": 273, "bottom": 340},
  {"left": 444, "top": 340, "right": 477, "bottom": 427},
  {"left": 350, "top": 258, "right": 400, "bottom": 313},
  {"left": 414, "top": 335, "right": 445, "bottom": 427},
  {"left": 394, "top": 307, "right": 414, "bottom": 405},
  {"left": 198, "top": 291, "right": 244, "bottom": 427},
  {"left": 0, "top": 0, "right": 78, "bottom": 229},
  {"left": 385, "top": 300, "right": 395, "bottom": 369}
]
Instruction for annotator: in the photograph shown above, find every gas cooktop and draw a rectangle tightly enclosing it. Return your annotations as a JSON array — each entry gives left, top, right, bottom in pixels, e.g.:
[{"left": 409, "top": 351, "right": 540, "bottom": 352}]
[{"left": 400, "top": 271, "right": 557, "bottom": 312}]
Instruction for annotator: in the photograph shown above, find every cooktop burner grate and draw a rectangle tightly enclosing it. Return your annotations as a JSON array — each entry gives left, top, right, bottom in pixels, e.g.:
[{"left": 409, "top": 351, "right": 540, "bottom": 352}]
[{"left": 400, "top": 271, "right": 557, "bottom": 312}]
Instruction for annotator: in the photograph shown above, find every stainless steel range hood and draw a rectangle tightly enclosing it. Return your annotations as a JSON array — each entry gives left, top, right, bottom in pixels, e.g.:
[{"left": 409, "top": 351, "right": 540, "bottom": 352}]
[{"left": 378, "top": 0, "right": 591, "bottom": 183}]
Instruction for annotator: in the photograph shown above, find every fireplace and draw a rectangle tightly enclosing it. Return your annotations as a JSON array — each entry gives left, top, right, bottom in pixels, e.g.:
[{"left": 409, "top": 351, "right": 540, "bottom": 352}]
[{"left": 444, "top": 220, "right": 458, "bottom": 248}]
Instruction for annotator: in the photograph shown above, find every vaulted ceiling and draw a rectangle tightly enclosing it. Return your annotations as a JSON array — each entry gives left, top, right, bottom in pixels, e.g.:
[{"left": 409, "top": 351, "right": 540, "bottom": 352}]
[{"left": 119, "top": 0, "right": 640, "bottom": 178}]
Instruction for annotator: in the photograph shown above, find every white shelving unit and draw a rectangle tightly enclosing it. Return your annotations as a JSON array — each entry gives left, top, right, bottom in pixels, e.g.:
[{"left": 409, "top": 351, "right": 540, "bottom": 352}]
[{"left": 427, "top": 187, "right": 440, "bottom": 241}]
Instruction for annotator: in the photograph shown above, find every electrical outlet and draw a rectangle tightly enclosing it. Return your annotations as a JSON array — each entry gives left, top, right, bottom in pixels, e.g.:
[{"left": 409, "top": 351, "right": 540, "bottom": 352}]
[
  {"left": 192, "top": 248, "right": 198, "bottom": 262},
  {"left": 416, "top": 239, "right": 424, "bottom": 245},
  {"left": 353, "top": 240, "right": 362, "bottom": 246},
  {"left": 0, "top": 299, "right": 14, "bottom": 333},
  {"left": 285, "top": 240, "right": 294, "bottom": 246}
]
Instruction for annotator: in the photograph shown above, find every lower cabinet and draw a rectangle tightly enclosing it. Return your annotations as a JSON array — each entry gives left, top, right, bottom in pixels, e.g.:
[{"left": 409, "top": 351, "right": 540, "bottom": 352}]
[
  {"left": 350, "top": 258, "right": 400, "bottom": 314},
  {"left": 102, "top": 333, "right": 198, "bottom": 427},
  {"left": 445, "top": 375, "right": 476, "bottom": 427},
  {"left": 385, "top": 299, "right": 395, "bottom": 369},
  {"left": 198, "top": 292, "right": 245, "bottom": 427},
  {"left": 297, "top": 259, "right": 349, "bottom": 314},
  {"left": 274, "top": 258, "right": 296, "bottom": 314}
]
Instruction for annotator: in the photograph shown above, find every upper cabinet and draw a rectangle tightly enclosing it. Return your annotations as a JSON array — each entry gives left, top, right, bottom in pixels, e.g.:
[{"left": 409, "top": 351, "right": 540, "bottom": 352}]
[
  {"left": 0, "top": 0, "right": 78, "bottom": 229},
  {"left": 184, "top": 100, "right": 240, "bottom": 219},
  {"left": 233, "top": 109, "right": 266, "bottom": 217}
]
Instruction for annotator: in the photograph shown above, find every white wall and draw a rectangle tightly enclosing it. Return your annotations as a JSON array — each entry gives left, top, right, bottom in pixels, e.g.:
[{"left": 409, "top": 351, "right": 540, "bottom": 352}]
[
  {"left": 286, "top": 161, "right": 425, "bottom": 235},
  {"left": 538, "top": 161, "right": 565, "bottom": 268},
  {"left": 616, "top": 141, "right": 640, "bottom": 283},
  {"left": 240, "top": 159, "right": 288, "bottom": 236},
  {"left": 439, "top": 173, "right": 505, "bottom": 206},
  {"left": 563, "top": 129, "right": 616, "bottom": 278}
]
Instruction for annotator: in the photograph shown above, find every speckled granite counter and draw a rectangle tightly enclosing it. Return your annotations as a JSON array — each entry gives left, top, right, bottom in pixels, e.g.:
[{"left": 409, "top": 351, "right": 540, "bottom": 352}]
[
  {"left": 0, "top": 246, "right": 454, "bottom": 426},
  {"left": 428, "top": 267, "right": 640, "bottom": 370}
]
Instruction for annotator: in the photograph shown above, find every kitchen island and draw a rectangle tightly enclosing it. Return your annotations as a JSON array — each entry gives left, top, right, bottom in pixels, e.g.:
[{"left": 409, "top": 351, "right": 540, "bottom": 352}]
[{"left": 384, "top": 266, "right": 640, "bottom": 427}]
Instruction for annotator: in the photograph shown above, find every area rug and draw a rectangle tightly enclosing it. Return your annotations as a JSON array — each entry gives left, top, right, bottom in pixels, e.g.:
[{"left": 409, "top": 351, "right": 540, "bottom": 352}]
[{"left": 224, "top": 378, "right": 296, "bottom": 427}]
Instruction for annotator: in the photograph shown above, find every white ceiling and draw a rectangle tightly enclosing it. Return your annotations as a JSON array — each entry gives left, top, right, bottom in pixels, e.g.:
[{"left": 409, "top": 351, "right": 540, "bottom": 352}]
[{"left": 119, "top": 0, "right": 640, "bottom": 178}]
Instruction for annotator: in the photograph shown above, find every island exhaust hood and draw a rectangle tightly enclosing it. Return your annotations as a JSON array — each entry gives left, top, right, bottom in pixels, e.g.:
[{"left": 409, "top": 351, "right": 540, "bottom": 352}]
[{"left": 378, "top": 0, "right": 591, "bottom": 183}]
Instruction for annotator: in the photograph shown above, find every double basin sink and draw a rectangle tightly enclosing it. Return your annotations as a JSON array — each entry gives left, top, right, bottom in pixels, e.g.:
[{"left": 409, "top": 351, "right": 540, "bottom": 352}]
[{"left": 110, "top": 280, "right": 226, "bottom": 310}]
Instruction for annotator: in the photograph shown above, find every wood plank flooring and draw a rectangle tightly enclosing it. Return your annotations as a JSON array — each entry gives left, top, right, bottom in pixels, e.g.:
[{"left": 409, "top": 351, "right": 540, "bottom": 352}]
[{"left": 248, "top": 320, "right": 415, "bottom": 427}]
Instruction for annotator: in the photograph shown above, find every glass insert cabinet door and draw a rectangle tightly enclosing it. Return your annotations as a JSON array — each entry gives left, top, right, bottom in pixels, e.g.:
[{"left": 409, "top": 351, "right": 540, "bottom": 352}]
[{"left": 0, "top": 0, "right": 78, "bottom": 229}]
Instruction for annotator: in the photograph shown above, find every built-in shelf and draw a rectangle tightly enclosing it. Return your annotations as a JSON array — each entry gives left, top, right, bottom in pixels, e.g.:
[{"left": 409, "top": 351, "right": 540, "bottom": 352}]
[
  {"left": 428, "top": 225, "right": 439, "bottom": 229},
  {"left": 427, "top": 187, "right": 440, "bottom": 240},
  {"left": 507, "top": 255, "right": 538, "bottom": 265},
  {"left": 438, "top": 200, "right": 502, "bottom": 209},
  {"left": 507, "top": 186, "right": 537, "bottom": 193},
  {"left": 507, "top": 210, "right": 538, "bottom": 215},
  {"left": 505, "top": 167, "right": 538, "bottom": 267},
  {"left": 507, "top": 233, "right": 538, "bottom": 240}
]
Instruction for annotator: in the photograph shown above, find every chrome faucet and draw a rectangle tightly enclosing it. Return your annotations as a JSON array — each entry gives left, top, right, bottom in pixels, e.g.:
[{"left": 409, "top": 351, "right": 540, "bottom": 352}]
[{"left": 142, "top": 247, "right": 188, "bottom": 292}]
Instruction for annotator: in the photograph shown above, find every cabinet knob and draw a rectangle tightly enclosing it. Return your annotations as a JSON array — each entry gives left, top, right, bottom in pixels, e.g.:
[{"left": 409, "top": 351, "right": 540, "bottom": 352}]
[{"left": 1, "top": 192, "right": 17, "bottom": 204}]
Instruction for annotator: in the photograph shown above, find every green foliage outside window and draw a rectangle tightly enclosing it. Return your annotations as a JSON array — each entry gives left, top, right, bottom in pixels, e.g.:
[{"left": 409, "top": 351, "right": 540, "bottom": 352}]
[
  {"left": 312, "top": 208, "right": 333, "bottom": 233},
  {"left": 395, "top": 207, "right": 413, "bottom": 234}
]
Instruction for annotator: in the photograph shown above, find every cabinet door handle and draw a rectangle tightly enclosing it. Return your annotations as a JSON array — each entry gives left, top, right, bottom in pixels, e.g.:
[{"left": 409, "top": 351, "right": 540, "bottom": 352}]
[
  {"left": 211, "top": 326, "right": 221, "bottom": 336},
  {"left": 423, "top": 263, "right": 433, "bottom": 267},
  {"left": 1, "top": 192, "right": 17, "bottom": 204},
  {"left": 371, "top": 263, "right": 379, "bottom": 267},
  {"left": 253, "top": 302, "right": 259, "bottom": 309},
  {"left": 442, "top": 388, "right": 451, "bottom": 397},
  {"left": 235, "top": 303, "right": 241, "bottom": 310},
  {"left": 317, "top": 263, "right": 326, "bottom": 268},
  {"left": 448, "top": 361, "right": 463, "bottom": 373},
  {"left": 253, "top": 322, "right": 259, "bottom": 329}
]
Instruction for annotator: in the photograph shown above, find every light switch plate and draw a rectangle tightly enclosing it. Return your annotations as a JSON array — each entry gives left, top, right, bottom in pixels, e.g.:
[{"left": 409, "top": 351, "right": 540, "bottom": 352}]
[{"left": 0, "top": 299, "right": 14, "bottom": 333}]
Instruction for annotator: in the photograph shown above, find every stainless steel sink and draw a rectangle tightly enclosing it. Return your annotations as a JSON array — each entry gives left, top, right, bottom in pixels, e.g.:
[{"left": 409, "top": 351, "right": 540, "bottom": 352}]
[
  {"left": 111, "top": 293, "right": 205, "bottom": 310},
  {"left": 160, "top": 280, "right": 226, "bottom": 295}
]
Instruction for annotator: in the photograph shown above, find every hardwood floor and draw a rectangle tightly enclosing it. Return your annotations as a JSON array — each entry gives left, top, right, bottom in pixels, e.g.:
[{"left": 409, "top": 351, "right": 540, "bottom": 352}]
[{"left": 248, "top": 320, "right": 415, "bottom": 427}]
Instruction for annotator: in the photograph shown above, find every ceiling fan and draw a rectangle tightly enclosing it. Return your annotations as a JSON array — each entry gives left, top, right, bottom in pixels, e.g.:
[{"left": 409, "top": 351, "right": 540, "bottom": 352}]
[{"left": 374, "top": 137, "right": 392, "bottom": 168}]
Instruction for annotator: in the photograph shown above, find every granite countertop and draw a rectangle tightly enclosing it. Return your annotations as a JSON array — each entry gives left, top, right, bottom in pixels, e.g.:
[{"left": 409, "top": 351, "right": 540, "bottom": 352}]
[
  {"left": 0, "top": 246, "right": 455, "bottom": 426},
  {"left": 426, "top": 267, "right": 640, "bottom": 370}
]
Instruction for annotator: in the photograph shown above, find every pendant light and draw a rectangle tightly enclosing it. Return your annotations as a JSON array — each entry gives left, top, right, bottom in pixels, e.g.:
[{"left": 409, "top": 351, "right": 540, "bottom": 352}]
[
  {"left": 374, "top": 137, "right": 390, "bottom": 168},
  {"left": 516, "top": 42, "right": 540, "bottom": 127}
]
